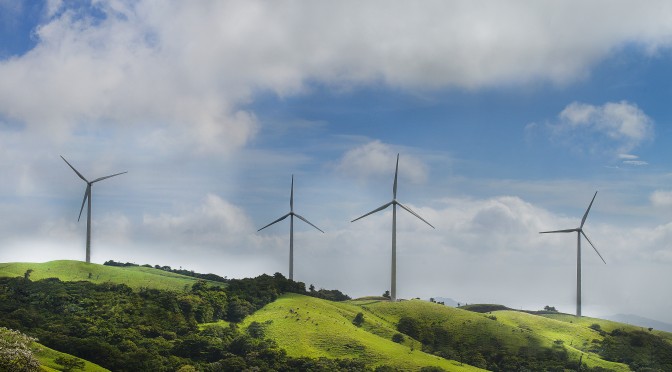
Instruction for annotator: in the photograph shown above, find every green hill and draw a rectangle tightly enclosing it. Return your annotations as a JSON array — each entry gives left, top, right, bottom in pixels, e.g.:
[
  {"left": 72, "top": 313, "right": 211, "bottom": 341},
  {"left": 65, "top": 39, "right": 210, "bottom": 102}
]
[
  {"left": 3, "top": 261, "right": 672, "bottom": 370},
  {"left": 241, "top": 293, "right": 481, "bottom": 371},
  {"left": 0, "top": 260, "right": 224, "bottom": 291},
  {"left": 34, "top": 343, "right": 109, "bottom": 372}
]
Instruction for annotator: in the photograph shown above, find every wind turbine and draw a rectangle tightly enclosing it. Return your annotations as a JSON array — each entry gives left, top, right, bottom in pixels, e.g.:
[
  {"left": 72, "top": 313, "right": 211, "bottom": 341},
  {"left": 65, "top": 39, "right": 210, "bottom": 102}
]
[
  {"left": 539, "top": 191, "right": 606, "bottom": 317},
  {"left": 351, "top": 154, "right": 434, "bottom": 302},
  {"left": 61, "top": 156, "right": 127, "bottom": 264},
  {"left": 258, "top": 175, "right": 324, "bottom": 281}
]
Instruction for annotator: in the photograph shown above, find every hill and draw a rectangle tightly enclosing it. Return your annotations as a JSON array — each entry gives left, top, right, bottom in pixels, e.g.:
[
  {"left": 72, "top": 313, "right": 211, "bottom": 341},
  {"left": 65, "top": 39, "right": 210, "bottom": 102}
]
[
  {"left": 3, "top": 261, "right": 672, "bottom": 371},
  {"left": 240, "top": 293, "right": 480, "bottom": 371},
  {"left": 0, "top": 260, "right": 225, "bottom": 291}
]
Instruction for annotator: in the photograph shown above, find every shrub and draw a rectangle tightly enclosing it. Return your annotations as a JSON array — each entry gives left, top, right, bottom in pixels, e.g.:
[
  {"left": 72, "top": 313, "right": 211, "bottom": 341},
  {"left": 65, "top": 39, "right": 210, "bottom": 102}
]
[
  {"left": 352, "top": 312, "right": 364, "bottom": 327},
  {"left": 392, "top": 333, "right": 405, "bottom": 343},
  {"left": 0, "top": 327, "right": 40, "bottom": 372},
  {"left": 54, "top": 356, "right": 85, "bottom": 371}
]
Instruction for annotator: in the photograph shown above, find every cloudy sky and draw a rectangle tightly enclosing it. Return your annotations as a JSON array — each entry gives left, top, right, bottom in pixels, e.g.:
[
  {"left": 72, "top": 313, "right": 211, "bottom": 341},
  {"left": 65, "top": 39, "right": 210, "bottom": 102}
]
[{"left": 2, "top": 0, "right": 672, "bottom": 323}]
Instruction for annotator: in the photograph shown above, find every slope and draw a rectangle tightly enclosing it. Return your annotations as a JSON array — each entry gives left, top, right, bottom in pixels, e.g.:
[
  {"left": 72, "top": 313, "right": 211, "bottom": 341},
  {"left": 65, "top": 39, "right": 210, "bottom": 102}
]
[
  {"left": 357, "top": 299, "right": 632, "bottom": 371},
  {"left": 241, "top": 293, "right": 482, "bottom": 371},
  {"left": 0, "top": 260, "right": 224, "bottom": 291},
  {"left": 34, "top": 343, "right": 109, "bottom": 372}
]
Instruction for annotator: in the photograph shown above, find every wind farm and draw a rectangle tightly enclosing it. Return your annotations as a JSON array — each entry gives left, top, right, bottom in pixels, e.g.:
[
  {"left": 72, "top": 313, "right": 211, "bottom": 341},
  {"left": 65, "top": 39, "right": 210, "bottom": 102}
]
[
  {"left": 351, "top": 154, "right": 435, "bottom": 302},
  {"left": 61, "top": 156, "right": 127, "bottom": 264},
  {"left": 4, "top": 2, "right": 672, "bottom": 370},
  {"left": 540, "top": 191, "right": 606, "bottom": 317}
]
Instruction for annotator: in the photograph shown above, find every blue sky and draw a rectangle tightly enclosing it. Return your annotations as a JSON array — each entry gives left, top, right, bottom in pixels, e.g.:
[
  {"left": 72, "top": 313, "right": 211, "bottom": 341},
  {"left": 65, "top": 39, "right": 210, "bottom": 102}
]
[{"left": 1, "top": 0, "right": 672, "bottom": 323}]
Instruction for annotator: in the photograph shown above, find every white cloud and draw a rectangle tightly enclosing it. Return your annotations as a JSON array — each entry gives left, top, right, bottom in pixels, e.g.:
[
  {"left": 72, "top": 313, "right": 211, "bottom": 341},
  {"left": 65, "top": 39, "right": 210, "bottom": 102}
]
[
  {"left": 551, "top": 101, "right": 654, "bottom": 155},
  {"left": 143, "top": 194, "right": 255, "bottom": 247},
  {"left": 651, "top": 190, "right": 672, "bottom": 207},
  {"left": 2, "top": 1, "right": 672, "bottom": 155},
  {"left": 336, "top": 140, "right": 428, "bottom": 184}
]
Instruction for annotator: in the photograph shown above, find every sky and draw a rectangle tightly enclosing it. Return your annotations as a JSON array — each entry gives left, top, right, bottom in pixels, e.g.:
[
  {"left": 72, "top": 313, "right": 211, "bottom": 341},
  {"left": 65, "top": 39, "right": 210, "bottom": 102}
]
[{"left": 1, "top": 0, "right": 672, "bottom": 323}]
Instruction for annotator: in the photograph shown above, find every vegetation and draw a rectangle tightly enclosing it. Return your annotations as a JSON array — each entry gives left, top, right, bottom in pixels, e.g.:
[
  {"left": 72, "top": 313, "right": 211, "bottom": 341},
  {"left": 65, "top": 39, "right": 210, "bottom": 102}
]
[
  {"left": 3, "top": 260, "right": 672, "bottom": 371},
  {"left": 0, "top": 327, "right": 40, "bottom": 372},
  {"left": 0, "top": 260, "right": 224, "bottom": 291},
  {"left": 360, "top": 299, "right": 633, "bottom": 371},
  {"left": 241, "top": 293, "right": 477, "bottom": 371}
]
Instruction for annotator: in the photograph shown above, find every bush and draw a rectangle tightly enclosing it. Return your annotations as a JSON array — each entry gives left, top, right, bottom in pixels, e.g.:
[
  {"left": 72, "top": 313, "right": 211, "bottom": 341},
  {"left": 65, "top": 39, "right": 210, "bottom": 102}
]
[
  {"left": 392, "top": 333, "right": 405, "bottom": 343},
  {"left": 352, "top": 312, "right": 364, "bottom": 327},
  {"left": 54, "top": 356, "right": 85, "bottom": 371},
  {"left": 0, "top": 327, "right": 40, "bottom": 372}
]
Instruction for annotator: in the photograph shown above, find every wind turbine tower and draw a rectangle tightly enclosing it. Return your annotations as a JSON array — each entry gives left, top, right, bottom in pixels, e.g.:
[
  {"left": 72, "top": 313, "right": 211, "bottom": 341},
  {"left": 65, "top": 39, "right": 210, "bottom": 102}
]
[
  {"left": 61, "top": 156, "right": 127, "bottom": 263},
  {"left": 351, "top": 154, "right": 434, "bottom": 302},
  {"left": 540, "top": 191, "right": 606, "bottom": 317},
  {"left": 258, "top": 175, "right": 324, "bottom": 281}
]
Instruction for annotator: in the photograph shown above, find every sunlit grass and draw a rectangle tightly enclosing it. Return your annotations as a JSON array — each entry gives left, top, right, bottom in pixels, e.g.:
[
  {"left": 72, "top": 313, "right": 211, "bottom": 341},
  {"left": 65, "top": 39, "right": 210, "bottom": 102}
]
[{"left": 0, "top": 260, "right": 224, "bottom": 291}]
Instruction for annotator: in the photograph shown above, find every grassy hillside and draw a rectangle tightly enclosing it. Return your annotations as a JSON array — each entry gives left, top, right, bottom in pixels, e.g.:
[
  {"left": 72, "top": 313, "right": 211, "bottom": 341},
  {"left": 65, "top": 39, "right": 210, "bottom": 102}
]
[
  {"left": 0, "top": 260, "right": 224, "bottom": 291},
  {"left": 493, "top": 311, "right": 630, "bottom": 371},
  {"left": 34, "top": 343, "right": 109, "bottom": 372},
  {"left": 351, "top": 299, "right": 635, "bottom": 371},
  {"left": 241, "top": 293, "right": 482, "bottom": 371}
]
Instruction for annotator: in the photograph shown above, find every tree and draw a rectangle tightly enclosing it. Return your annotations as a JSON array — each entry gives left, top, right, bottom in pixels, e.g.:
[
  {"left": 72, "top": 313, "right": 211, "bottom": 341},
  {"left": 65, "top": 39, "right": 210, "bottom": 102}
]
[
  {"left": 353, "top": 312, "right": 364, "bottom": 327},
  {"left": 309, "top": 284, "right": 315, "bottom": 292},
  {"left": 543, "top": 305, "right": 558, "bottom": 312},
  {"left": 397, "top": 317, "right": 421, "bottom": 339},
  {"left": 382, "top": 290, "right": 391, "bottom": 299},
  {"left": 392, "top": 333, "right": 405, "bottom": 343},
  {"left": 0, "top": 327, "right": 40, "bottom": 372}
]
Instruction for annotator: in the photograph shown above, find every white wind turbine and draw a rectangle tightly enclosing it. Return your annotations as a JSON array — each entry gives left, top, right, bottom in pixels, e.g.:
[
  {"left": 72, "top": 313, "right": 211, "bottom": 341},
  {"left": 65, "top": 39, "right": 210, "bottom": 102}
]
[
  {"left": 258, "top": 175, "right": 324, "bottom": 281},
  {"left": 351, "top": 154, "right": 434, "bottom": 302},
  {"left": 61, "top": 156, "right": 127, "bottom": 263},
  {"left": 540, "top": 191, "right": 606, "bottom": 317}
]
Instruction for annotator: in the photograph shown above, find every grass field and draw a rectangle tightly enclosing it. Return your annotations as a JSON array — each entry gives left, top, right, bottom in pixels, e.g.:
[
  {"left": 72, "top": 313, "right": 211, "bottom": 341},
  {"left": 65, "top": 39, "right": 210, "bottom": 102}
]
[
  {"left": 33, "top": 343, "right": 109, "bottom": 372},
  {"left": 0, "top": 260, "right": 224, "bottom": 291},
  {"left": 242, "top": 293, "right": 483, "bottom": 371},
  {"left": 349, "top": 299, "right": 631, "bottom": 371}
]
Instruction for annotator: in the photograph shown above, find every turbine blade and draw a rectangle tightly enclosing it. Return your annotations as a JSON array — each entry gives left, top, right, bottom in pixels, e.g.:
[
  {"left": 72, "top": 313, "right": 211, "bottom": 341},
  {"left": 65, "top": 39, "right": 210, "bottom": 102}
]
[
  {"left": 580, "top": 191, "right": 598, "bottom": 228},
  {"left": 78, "top": 185, "right": 90, "bottom": 222},
  {"left": 290, "top": 175, "right": 294, "bottom": 212},
  {"left": 539, "top": 228, "right": 577, "bottom": 234},
  {"left": 60, "top": 156, "right": 88, "bottom": 182},
  {"left": 294, "top": 213, "right": 325, "bottom": 233},
  {"left": 351, "top": 201, "right": 393, "bottom": 223},
  {"left": 92, "top": 171, "right": 127, "bottom": 183},
  {"left": 393, "top": 153, "right": 399, "bottom": 199},
  {"left": 581, "top": 230, "right": 606, "bottom": 264},
  {"left": 258, "top": 212, "right": 291, "bottom": 232},
  {"left": 396, "top": 201, "right": 435, "bottom": 229}
]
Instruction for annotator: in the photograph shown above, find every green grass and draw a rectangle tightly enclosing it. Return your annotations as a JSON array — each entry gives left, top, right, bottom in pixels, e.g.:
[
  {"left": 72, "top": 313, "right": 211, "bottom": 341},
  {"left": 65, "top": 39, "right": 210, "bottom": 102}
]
[
  {"left": 543, "top": 313, "right": 672, "bottom": 346},
  {"left": 493, "top": 311, "right": 630, "bottom": 371},
  {"left": 34, "top": 342, "right": 109, "bottom": 372},
  {"left": 353, "top": 299, "right": 632, "bottom": 371},
  {"left": 0, "top": 260, "right": 224, "bottom": 291},
  {"left": 242, "top": 293, "right": 483, "bottom": 371}
]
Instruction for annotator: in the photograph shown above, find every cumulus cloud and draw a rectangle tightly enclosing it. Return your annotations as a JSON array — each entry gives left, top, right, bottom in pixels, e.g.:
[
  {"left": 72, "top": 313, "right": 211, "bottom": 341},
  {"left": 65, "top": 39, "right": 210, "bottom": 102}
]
[
  {"left": 2, "top": 1, "right": 672, "bottom": 155},
  {"left": 545, "top": 101, "right": 654, "bottom": 156},
  {"left": 651, "top": 190, "right": 672, "bottom": 207},
  {"left": 336, "top": 141, "right": 428, "bottom": 184},
  {"left": 143, "top": 194, "right": 255, "bottom": 247}
]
